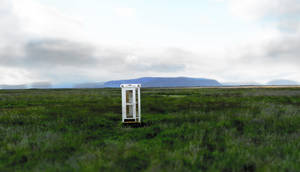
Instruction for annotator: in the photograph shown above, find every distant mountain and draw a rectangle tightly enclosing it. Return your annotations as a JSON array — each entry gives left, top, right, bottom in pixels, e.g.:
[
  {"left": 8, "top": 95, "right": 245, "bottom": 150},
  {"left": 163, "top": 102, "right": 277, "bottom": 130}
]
[
  {"left": 266, "top": 79, "right": 299, "bottom": 85},
  {"left": 73, "top": 82, "right": 105, "bottom": 88},
  {"left": 104, "top": 77, "right": 221, "bottom": 88}
]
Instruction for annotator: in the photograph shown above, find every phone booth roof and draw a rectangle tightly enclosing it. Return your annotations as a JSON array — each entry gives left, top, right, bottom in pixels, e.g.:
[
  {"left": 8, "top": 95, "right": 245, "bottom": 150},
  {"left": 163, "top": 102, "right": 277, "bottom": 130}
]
[{"left": 120, "top": 84, "right": 141, "bottom": 88}]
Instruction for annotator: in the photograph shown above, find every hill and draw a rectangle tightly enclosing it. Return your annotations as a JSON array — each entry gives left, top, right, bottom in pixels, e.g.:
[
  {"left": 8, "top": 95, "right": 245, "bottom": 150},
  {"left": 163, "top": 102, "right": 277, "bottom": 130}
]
[
  {"left": 104, "top": 77, "right": 221, "bottom": 87},
  {"left": 267, "top": 79, "right": 299, "bottom": 85}
]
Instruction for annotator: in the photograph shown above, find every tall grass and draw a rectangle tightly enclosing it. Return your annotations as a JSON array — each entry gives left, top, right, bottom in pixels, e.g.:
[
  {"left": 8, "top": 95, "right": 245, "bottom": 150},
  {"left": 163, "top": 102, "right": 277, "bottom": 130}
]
[{"left": 0, "top": 88, "right": 300, "bottom": 171}]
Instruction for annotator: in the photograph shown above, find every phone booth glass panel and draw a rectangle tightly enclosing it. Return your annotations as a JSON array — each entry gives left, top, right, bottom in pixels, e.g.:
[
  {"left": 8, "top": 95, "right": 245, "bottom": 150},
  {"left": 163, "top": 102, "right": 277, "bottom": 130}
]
[{"left": 120, "top": 84, "right": 141, "bottom": 123}]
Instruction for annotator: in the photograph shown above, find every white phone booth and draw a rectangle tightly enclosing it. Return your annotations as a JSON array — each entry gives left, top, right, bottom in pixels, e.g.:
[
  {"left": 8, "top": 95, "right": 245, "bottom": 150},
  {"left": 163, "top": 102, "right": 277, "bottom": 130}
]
[{"left": 120, "top": 84, "right": 141, "bottom": 123}]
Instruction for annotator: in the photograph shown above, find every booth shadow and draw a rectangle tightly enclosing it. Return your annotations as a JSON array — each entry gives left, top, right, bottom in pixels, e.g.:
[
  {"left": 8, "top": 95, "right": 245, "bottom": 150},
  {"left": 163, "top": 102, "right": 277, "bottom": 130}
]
[{"left": 121, "top": 122, "right": 151, "bottom": 128}]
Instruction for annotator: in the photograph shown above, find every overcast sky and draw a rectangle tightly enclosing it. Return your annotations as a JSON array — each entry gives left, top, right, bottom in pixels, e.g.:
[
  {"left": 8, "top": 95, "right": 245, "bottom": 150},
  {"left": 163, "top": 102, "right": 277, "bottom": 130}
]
[{"left": 0, "top": 0, "right": 300, "bottom": 85}]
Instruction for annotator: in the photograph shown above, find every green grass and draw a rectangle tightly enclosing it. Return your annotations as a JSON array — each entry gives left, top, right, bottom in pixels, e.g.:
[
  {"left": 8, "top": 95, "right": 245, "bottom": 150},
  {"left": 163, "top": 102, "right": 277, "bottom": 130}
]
[{"left": 0, "top": 88, "right": 300, "bottom": 171}]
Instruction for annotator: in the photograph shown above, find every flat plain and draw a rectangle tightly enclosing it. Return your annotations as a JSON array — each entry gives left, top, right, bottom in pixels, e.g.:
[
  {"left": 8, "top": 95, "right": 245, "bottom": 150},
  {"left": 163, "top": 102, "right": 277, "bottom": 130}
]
[{"left": 0, "top": 87, "right": 300, "bottom": 171}]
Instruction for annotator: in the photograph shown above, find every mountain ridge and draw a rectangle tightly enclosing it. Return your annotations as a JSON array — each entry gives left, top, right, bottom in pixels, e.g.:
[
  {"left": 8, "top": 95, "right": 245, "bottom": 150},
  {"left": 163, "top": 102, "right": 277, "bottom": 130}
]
[
  {"left": 104, "top": 77, "right": 222, "bottom": 88},
  {"left": 266, "top": 79, "right": 299, "bottom": 85}
]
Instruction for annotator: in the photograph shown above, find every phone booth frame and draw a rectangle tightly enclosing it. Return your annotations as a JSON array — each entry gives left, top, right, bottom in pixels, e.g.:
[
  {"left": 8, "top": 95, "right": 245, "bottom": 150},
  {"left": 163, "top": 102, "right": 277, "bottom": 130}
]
[{"left": 120, "top": 84, "right": 141, "bottom": 123}]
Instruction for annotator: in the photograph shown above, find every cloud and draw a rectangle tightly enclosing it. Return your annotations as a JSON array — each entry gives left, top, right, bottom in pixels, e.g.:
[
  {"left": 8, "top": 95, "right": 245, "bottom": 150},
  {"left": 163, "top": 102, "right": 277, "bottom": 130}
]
[
  {"left": 0, "top": 37, "right": 187, "bottom": 83},
  {"left": 0, "top": 0, "right": 25, "bottom": 61},
  {"left": 30, "top": 82, "right": 52, "bottom": 88},
  {"left": 24, "top": 39, "right": 98, "bottom": 67},
  {"left": 11, "top": 0, "right": 84, "bottom": 40},
  {"left": 212, "top": 0, "right": 300, "bottom": 82},
  {"left": 117, "top": 48, "right": 188, "bottom": 73},
  {"left": 0, "top": 0, "right": 186, "bottom": 84},
  {"left": 224, "top": 32, "right": 300, "bottom": 83},
  {"left": 1, "top": 0, "right": 300, "bottom": 85},
  {"left": 0, "top": 84, "right": 27, "bottom": 89},
  {"left": 227, "top": 0, "right": 300, "bottom": 20},
  {"left": 266, "top": 36, "right": 300, "bottom": 62},
  {"left": 114, "top": 7, "right": 136, "bottom": 18},
  {"left": 0, "top": 38, "right": 100, "bottom": 71},
  {"left": 278, "top": 19, "right": 300, "bottom": 32}
]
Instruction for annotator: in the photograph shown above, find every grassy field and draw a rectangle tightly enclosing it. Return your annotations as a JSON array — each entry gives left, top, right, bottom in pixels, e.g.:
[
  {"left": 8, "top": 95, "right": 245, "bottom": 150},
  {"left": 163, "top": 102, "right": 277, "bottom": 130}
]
[{"left": 0, "top": 88, "right": 300, "bottom": 171}]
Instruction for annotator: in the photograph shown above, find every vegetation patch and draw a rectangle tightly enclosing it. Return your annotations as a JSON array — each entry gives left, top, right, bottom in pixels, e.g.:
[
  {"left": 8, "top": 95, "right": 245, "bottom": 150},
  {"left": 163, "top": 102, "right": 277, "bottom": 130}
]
[{"left": 0, "top": 88, "right": 300, "bottom": 171}]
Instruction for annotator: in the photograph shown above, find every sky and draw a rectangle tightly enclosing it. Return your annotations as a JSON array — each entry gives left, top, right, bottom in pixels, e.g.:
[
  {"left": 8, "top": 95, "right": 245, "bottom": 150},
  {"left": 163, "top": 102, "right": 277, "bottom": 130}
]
[{"left": 0, "top": 0, "right": 300, "bottom": 85}]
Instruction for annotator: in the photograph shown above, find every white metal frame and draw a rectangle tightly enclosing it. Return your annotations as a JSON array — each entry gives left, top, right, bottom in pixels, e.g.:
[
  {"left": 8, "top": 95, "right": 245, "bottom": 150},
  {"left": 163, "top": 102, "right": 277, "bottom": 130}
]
[{"left": 120, "top": 84, "right": 141, "bottom": 123}]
